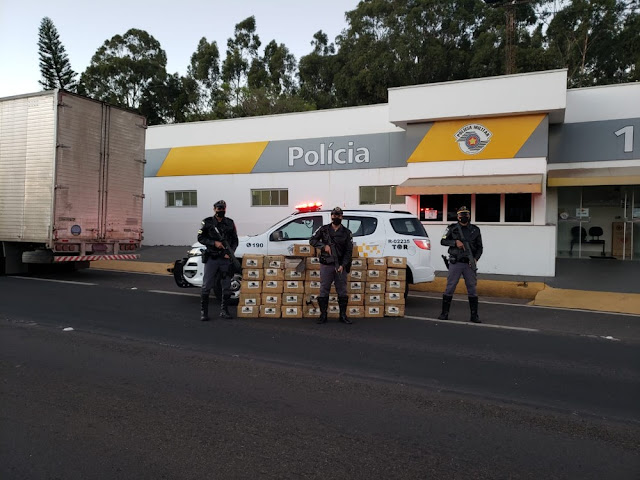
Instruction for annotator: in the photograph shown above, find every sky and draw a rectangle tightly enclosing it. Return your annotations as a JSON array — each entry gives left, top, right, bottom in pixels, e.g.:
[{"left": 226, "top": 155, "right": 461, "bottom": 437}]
[{"left": 0, "top": 0, "right": 360, "bottom": 98}]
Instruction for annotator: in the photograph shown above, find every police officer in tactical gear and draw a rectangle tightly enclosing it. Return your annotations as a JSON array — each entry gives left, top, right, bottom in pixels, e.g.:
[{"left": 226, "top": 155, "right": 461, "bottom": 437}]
[
  {"left": 439, "top": 206, "right": 483, "bottom": 323},
  {"left": 197, "top": 200, "right": 239, "bottom": 321},
  {"left": 309, "top": 207, "right": 354, "bottom": 324}
]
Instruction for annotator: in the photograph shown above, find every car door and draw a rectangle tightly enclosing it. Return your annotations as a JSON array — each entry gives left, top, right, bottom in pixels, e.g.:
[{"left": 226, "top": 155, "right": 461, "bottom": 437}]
[
  {"left": 343, "top": 214, "right": 384, "bottom": 258},
  {"left": 267, "top": 214, "right": 324, "bottom": 256}
]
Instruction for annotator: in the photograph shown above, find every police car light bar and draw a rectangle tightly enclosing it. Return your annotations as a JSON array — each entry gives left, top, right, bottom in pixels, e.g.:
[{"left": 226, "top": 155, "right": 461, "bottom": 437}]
[{"left": 295, "top": 201, "right": 323, "bottom": 213}]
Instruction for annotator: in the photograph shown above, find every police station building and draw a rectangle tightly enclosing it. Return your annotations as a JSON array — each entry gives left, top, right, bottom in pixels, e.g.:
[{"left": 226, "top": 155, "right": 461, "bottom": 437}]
[{"left": 143, "top": 69, "right": 640, "bottom": 277}]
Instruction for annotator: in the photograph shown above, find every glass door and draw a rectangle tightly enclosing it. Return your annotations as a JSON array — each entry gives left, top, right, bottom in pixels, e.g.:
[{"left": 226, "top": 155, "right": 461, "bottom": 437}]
[
  {"left": 610, "top": 186, "right": 637, "bottom": 260},
  {"left": 557, "top": 187, "right": 584, "bottom": 258}
]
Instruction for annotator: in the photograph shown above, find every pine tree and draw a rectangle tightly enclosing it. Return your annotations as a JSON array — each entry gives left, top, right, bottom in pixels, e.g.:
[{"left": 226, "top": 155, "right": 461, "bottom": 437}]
[{"left": 37, "top": 17, "right": 77, "bottom": 91}]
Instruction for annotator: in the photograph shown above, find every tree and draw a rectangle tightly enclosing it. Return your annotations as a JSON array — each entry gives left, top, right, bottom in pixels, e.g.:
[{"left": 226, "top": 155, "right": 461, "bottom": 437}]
[
  {"left": 298, "top": 31, "right": 339, "bottom": 109},
  {"left": 187, "top": 37, "right": 224, "bottom": 116},
  {"left": 222, "top": 16, "right": 261, "bottom": 112},
  {"left": 37, "top": 17, "right": 77, "bottom": 91},
  {"left": 78, "top": 29, "right": 170, "bottom": 122}
]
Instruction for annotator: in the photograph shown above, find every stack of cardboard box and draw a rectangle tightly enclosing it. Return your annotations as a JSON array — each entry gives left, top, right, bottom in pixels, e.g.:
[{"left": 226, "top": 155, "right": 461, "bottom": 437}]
[{"left": 236, "top": 244, "right": 406, "bottom": 319}]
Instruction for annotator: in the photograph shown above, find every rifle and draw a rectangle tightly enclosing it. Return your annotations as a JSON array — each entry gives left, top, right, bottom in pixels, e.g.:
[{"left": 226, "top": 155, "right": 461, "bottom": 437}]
[
  {"left": 323, "top": 228, "right": 341, "bottom": 277},
  {"left": 455, "top": 224, "right": 477, "bottom": 272},
  {"left": 213, "top": 226, "right": 242, "bottom": 272}
]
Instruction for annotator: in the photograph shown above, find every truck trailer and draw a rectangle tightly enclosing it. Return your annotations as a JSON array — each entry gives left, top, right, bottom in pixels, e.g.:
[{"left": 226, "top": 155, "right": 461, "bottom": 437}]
[{"left": 0, "top": 90, "right": 146, "bottom": 274}]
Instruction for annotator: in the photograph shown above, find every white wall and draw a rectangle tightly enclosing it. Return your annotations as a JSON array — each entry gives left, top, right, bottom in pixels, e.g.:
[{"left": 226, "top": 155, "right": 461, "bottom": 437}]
[
  {"left": 424, "top": 224, "right": 556, "bottom": 277},
  {"left": 565, "top": 83, "right": 640, "bottom": 123}
]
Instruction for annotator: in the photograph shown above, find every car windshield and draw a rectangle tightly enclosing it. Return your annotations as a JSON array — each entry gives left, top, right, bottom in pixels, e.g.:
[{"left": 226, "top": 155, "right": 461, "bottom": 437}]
[{"left": 390, "top": 217, "right": 428, "bottom": 237}]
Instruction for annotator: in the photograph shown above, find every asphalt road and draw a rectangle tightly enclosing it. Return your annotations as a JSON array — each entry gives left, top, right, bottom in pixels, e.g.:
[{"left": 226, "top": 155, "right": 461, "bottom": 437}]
[{"left": 1, "top": 269, "right": 639, "bottom": 479}]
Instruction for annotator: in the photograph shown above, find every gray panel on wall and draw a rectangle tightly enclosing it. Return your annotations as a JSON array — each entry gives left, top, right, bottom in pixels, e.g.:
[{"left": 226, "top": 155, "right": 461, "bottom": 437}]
[
  {"left": 515, "top": 115, "right": 548, "bottom": 158},
  {"left": 549, "top": 118, "right": 640, "bottom": 164},
  {"left": 144, "top": 148, "right": 170, "bottom": 177}
]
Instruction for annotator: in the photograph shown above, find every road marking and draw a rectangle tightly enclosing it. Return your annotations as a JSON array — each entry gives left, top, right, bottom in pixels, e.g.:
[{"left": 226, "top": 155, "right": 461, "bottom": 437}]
[
  {"left": 149, "top": 290, "right": 199, "bottom": 297},
  {"left": 404, "top": 315, "right": 540, "bottom": 332},
  {"left": 12, "top": 276, "right": 97, "bottom": 286}
]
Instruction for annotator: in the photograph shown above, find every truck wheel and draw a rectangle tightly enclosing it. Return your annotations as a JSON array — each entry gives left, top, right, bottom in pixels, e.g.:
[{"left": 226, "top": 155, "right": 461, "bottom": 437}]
[{"left": 172, "top": 259, "right": 193, "bottom": 288}]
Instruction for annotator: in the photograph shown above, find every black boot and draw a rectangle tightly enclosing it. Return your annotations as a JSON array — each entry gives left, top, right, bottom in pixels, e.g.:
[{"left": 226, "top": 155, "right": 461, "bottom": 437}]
[
  {"left": 200, "top": 294, "right": 210, "bottom": 321},
  {"left": 338, "top": 296, "right": 352, "bottom": 324},
  {"left": 438, "top": 294, "right": 453, "bottom": 320},
  {"left": 316, "top": 296, "right": 329, "bottom": 324},
  {"left": 469, "top": 296, "right": 480, "bottom": 323},
  {"left": 220, "top": 295, "right": 233, "bottom": 319}
]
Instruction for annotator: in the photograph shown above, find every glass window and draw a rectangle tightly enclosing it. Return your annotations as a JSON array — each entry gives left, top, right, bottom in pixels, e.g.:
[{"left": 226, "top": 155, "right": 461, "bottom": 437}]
[
  {"left": 476, "top": 194, "right": 500, "bottom": 222},
  {"left": 419, "top": 194, "right": 443, "bottom": 221},
  {"left": 166, "top": 190, "right": 197, "bottom": 207},
  {"left": 447, "top": 194, "right": 472, "bottom": 221},
  {"left": 343, "top": 216, "right": 378, "bottom": 237},
  {"left": 251, "top": 189, "right": 288, "bottom": 206},
  {"left": 505, "top": 193, "right": 532, "bottom": 222},
  {"left": 390, "top": 218, "right": 428, "bottom": 237},
  {"left": 359, "top": 186, "right": 405, "bottom": 205},
  {"left": 272, "top": 216, "right": 322, "bottom": 241}
]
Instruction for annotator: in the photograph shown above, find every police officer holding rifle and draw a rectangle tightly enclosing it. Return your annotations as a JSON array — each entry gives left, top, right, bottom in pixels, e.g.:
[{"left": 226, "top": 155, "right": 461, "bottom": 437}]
[
  {"left": 438, "top": 206, "right": 483, "bottom": 323},
  {"left": 197, "top": 200, "right": 239, "bottom": 321},
  {"left": 310, "top": 207, "right": 353, "bottom": 324}
]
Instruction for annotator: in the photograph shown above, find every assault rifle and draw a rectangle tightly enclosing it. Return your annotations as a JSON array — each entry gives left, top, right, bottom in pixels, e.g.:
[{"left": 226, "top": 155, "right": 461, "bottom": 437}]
[
  {"left": 323, "top": 228, "right": 341, "bottom": 277},
  {"left": 213, "top": 226, "right": 242, "bottom": 272},
  {"left": 455, "top": 224, "right": 477, "bottom": 273}
]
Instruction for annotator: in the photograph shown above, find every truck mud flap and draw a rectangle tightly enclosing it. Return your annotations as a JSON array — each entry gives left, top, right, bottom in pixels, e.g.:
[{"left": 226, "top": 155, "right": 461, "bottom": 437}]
[{"left": 173, "top": 259, "right": 193, "bottom": 288}]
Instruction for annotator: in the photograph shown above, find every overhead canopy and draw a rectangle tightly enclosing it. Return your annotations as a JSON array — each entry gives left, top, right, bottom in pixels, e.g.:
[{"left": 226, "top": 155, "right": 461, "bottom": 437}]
[
  {"left": 396, "top": 174, "right": 543, "bottom": 195},
  {"left": 547, "top": 167, "right": 640, "bottom": 187}
]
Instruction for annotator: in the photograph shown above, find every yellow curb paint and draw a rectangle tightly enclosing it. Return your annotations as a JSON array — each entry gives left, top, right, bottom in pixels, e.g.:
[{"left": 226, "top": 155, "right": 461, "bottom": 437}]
[
  {"left": 411, "top": 278, "right": 544, "bottom": 300},
  {"left": 534, "top": 286, "right": 640, "bottom": 315},
  {"left": 90, "top": 261, "right": 172, "bottom": 275}
]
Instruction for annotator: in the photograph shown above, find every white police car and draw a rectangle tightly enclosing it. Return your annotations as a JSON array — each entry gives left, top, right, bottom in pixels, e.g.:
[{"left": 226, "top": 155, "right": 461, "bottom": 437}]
[{"left": 173, "top": 203, "right": 435, "bottom": 298}]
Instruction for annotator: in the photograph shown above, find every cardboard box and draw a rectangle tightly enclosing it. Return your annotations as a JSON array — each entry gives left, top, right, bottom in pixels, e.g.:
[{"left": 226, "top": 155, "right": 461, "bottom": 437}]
[
  {"left": 284, "top": 280, "right": 305, "bottom": 293},
  {"left": 386, "top": 280, "right": 406, "bottom": 292},
  {"left": 305, "top": 293, "right": 319, "bottom": 305},
  {"left": 281, "top": 305, "right": 302, "bottom": 318},
  {"left": 241, "top": 280, "right": 262, "bottom": 293},
  {"left": 264, "top": 268, "right": 284, "bottom": 280},
  {"left": 304, "top": 305, "right": 321, "bottom": 318},
  {"left": 367, "top": 257, "right": 387, "bottom": 268},
  {"left": 328, "top": 294, "right": 339, "bottom": 304},
  {"left": 305, "top": 280, "right": 322, "bottom": 293},
  {"left": 285, "top": 257, "right": 305, "bottom": 270},
  {"left": 347, "top": 281, "right": 364, "bottom": 293},
  {"left": 348, "top": 270, "right": 364, "bottom": 281},
  {"left": 259, "top": 305, "right": 281, "bottom": 318},
  {"left": 282, "top": 293, "right": 303, "bottom": 305},
  {"left": 293, "top": 244, "right": 314, "bottom": 256},
  {"left": 387, "top": 256, "right": 407, "bottom": 268},
  {"left": 305, "top": 269, "right": 322, "bottom": 281},
  {"left": 348, "top": 293, "right": 364, "bottom": 305},
  {"left": 237, "top": 305, "right": 260, "bottom": 318},
  {"left": 328, "top": 304, "right": 340, "bottom": 318},
  {"left": 263, "top": 280, "right": 283, "bottom": 293},
  {"left": 384, "top": 305, "right": 405, "bottom": 317},
  {"left": 352, "top": 245, "right": 360, "bottom": 257},
  {"left": 386, "top": 268, "right": 407, "bottom": 281},
  {"left": 242, "top": 255, "right": 264, "bottom": 268},
  {"left": 364, "top": 294, "right": 384, "bottom": 305},
  {"left": 305, "top": 257, "right": 321, "bottom": 269},
  {"left": 364, "top": 306, "right": 384, "bottom": 318},
  {"left": 346, "top": 305, "right": 364, "bottom": 318},
  {"left": 350, "top": 258, "right": 367, "bottom": 270},
  {"left": 238, "top": 293, "right": 261, "bottom": 307},
  {"left": 284, "top": 269, "right": 304, "bottom": 280},
  {"left": 385, "top": 292, "right": 405, "bottom": 305},
  {"left": 266, "top": 255, "right": 285, "bottom": 269},
  {"left": 261, "top": 293, "right": 282, "bottom": 306},
  {"left": 366, "top": 282, "right": 386, "bottom": 293},
  {"left": 366, "top": 269, "right": 387, "bottom": 281},
  {"left": 242, "top": 268, "right": 263, "bottom": 281}
]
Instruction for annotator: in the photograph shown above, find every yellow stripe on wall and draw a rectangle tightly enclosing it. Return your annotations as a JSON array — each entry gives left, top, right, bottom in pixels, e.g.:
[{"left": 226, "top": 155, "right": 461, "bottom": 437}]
[
  {"left": 408, "top": 114, "right": 545, "bottom": 162},
  {"left": 156, "top": 142, "right": 269, "bottom": 176}
]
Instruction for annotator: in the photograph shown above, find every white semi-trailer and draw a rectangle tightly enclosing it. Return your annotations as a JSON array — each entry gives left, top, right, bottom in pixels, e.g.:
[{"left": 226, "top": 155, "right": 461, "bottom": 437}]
[{"left": 0, "top": 90, "right": 146, "bottom": 274}]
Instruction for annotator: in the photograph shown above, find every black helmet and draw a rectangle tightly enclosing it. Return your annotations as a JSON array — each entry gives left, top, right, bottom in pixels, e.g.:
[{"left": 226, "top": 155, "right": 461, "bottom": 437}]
[{"left": 214, "top": 200, "right": 226, "bottom": 209}]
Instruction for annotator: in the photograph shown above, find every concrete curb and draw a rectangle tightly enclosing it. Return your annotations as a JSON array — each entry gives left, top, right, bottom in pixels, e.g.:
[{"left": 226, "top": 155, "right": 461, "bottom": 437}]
[{"left": 90, "top": 261, "right": 640, "bottom": 316}]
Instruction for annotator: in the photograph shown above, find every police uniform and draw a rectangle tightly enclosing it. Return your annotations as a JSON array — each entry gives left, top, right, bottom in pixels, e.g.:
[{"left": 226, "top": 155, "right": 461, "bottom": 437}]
[
  {"left": 197, "top": 200, "right": 238, "bottom": 320},
  {"left": 309, "top": 207, "right": 354, "bottom": 324},
  {"left": 439, "top": 206, "right": 483, "bottom": 323}
]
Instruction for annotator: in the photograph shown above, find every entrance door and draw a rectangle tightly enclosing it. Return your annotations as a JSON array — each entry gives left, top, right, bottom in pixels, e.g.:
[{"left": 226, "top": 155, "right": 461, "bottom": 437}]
[{"left": 612, "top": 186, "right": 639, "bottom": 260}]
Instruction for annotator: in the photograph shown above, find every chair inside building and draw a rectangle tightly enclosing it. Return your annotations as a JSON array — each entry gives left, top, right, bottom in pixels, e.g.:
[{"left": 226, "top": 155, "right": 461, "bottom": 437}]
[
  {"left": 569, "top": 226, "right": 586, "bottom": 254},
  {"left": 587, "top": 226, "right": 606, "bottom": 256}
]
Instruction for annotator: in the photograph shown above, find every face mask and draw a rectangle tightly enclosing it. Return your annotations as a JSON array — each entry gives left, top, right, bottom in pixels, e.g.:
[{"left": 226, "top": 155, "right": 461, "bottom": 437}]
[
  {"left": 458, "top": 214, "right": 469, "bottom": 224},
  {"left": 332, "top": 218, "right": 342, "bottom": 226},
  {"left": 215, "top": 210, "right": 226, "bottom": 218}
]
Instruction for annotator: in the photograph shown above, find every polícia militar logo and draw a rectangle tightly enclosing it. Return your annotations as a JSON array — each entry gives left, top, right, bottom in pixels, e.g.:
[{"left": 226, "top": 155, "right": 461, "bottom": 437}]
[{"left": 454, "top": 124, "right": 492, "bottom": 154}]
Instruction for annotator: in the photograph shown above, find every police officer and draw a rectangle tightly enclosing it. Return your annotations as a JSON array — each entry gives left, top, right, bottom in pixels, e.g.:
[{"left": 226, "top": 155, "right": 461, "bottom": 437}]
[
  {"left": 197, "top": 200, "right": 239, "bottom": 321},
  {"left": 439, "top": 206, "right": 483, "bottom": 323},
  {"left": 309, "top": 207, "right": 354, "bottom": 324}
]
